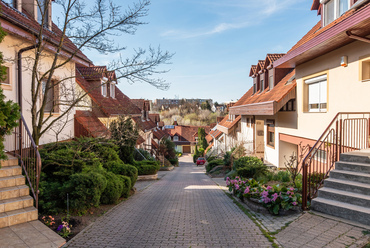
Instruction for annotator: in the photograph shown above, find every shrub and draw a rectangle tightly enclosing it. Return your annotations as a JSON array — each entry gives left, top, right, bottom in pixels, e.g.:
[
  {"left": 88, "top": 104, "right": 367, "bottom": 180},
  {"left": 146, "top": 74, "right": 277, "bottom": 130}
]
[
  {"left": 134, "top": 148, "right": 155, "bottom": 161},
  {"left": 168, "top": 157, "right": 178, "bottom": 166},
  {"left": 206, "top": 155, "right": 217, "bottom": 163},
  {"left": 118, "top": 175, "right": 131, "bottom": 198},
  {"left": 62, "top": 172, "right": 107, "bottom": 213},
  {"left": 134, "top": 160, "right": 160, "bottom": 175},
  {"left": 206, "top": 159, "right": 223, "bottom": 172},
  {"left": 235, "top": 156, "right": 268, "bottom": 179},
  {"left": 101, "top": 172, "right": 123, "bottom": 204},
  {"left": 223, "top": 151, "right": 233, "bottom": 167},
  {"left": 109, "top": 161, "right": 138, "bottom": 188}
]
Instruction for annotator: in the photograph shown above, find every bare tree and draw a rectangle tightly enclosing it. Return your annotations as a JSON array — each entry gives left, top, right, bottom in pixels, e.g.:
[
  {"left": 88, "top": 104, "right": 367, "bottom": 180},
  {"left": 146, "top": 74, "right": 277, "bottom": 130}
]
[
  {"left": 283, "top": 142, "right": 310, "bottom": 185},
  {"left": 18, "top": 0, "right": 173, "bottom": 145}
]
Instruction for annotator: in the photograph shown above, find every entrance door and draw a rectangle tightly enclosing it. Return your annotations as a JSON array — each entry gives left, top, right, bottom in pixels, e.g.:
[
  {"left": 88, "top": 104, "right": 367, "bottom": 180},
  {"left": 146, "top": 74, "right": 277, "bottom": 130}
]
[{"left": 255, "top": 120, "right": 265, "bottom": 159}]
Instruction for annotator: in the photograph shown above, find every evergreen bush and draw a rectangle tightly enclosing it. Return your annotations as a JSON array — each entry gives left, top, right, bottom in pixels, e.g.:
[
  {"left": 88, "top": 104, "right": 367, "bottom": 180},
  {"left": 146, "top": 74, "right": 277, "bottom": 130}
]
[
  {"left": 133, "top": 160, "right": 160, "bottom": 175},
  {"left": 235, "top": 156, "right": 268, "bottom": 179},
  {"left": 101, "top": 172, "right": 123, "bottom": 204},
  {"left": 206, "top": 159, "right": 224, "bottom": 172},
  {"left": 118, "top": 175, "right": 131, "bottom": 198}
]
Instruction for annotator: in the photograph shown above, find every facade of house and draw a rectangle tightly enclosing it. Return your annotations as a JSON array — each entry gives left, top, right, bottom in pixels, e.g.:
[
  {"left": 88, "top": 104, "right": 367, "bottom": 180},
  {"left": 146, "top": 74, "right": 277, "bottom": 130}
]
[
  {"left": 164, "top": 124, "right": 211, "bottom": 153},
  {"left": 0, "top": 0, "right": 92, "bottom": 146}
]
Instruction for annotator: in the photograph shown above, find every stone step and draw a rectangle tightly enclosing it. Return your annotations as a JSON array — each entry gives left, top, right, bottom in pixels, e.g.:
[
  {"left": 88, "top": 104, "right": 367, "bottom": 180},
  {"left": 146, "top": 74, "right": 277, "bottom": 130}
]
[
  {"left": 0, "top": 175, "right": 25, "bottom": 188},
  {"left": 324, "top": 178, "right": 370, "bottom": 196},
  {"left": 335, "top": 161, "right": 370, "bottom": 173},
  {"left": 330, "top": 169, "right": 370, "bottom": 184},
  {"left": 0, "top": 206, "right": 38, "bottom": 228},
  {"left": 311, "top": 197, "right": 370, "bottom": 226},
  {"left": 340, "top": 150, "right": 370, "bottom": 164},
  {"left": 0, "top": 155, "right": 18, "bottom": 167},
  {"left": 0, "top": 185, "right": 29, "bottom": 201},
  {"left": 0, "top": 195, "right": 33, "bottom": 213},
  {"left": 0, "top": 166, "right": 22, "bottom": 178},
  {"left": 317, "top": 187, "right": 370, "bottom": 208}
]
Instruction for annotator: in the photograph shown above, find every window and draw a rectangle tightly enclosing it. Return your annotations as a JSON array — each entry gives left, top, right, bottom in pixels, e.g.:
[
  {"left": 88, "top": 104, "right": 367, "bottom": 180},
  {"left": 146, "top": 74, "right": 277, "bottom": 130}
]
[
  {"left": 305, "top": 74, "right": 327, "bottom": 112},
  {"left": 361, "top": 58, "right": 370, "bottom": 81},
  {"left": 313, "top": 149, "right": 327, "bottom": 162},
  {"left": 260, "top": 79, "right": 264, "bottom": 92},
  {"left": 266, "top": 120, "right": 275, "bottom": 148},
  {"left": 269, "top": 74, "right": 273, "bottom": 90},
  {"left": 324, "top": 0, "right": 350, "bottom": 26},
  {"left": 110, "top": 83, "right": 115, "bottom": 98},
  {"left": 173, "top": 136, "right": 179, "bottom": 141},
  {"left": 42, "top": 79, "right": 59, "bottom": 113},
  {"left": 253, "top": 77, "right": 257, "bottom": 94},
  {"left": 1, "top": 67, "right": 10, "bottom": 85},
  {"left": 37, "top": 0, "right": 50, "bottom": 28},
  {"left": 3, "top": 0, "right": 15, "bottom": 7},
  {"left": 101, "top": 82, "right": 107, "bottom": 97}
]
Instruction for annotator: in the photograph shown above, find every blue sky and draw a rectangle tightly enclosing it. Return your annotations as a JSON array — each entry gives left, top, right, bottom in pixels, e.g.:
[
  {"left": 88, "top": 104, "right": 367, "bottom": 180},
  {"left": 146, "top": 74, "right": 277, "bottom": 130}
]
[{"left": 75, "top": 0, "right": 320, "bottom": 103}]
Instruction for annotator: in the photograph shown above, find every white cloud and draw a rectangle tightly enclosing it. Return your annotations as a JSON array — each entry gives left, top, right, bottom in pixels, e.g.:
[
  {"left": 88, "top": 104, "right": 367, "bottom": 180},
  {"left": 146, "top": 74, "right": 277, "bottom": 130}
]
[{"left": 160, "top": 0, "right": 301, "bottom": 39}]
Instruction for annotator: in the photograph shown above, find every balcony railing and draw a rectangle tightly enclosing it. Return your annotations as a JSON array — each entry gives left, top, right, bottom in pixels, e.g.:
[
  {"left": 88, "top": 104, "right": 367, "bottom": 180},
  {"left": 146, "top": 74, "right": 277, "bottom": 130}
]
[
  {"left": 301, "top": 112, "right": 370, "bottom": 209},
  {"left": 4, "top": 115, "right": 41, "bottom": 208}
]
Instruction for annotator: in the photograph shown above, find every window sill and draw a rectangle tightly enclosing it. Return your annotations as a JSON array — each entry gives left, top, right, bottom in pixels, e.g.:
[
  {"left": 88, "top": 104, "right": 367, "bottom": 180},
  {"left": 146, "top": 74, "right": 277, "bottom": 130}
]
[
  {"left": 266, "top": 144, "right": 275, "bottom": 149},
  {"left": 1, "top": 84, "right": 12, "bottom": 91},
  {"left": 44, "top": 113, "right": 60, "bottom": 117}
]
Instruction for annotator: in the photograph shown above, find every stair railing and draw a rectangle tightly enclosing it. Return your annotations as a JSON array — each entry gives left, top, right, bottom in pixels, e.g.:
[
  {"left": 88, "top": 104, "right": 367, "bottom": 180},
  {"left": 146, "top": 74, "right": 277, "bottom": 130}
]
[
  {"left": 4, "top": 114, "right": 41, "bottom": 208},
  {"left": 301, "top": 112, "right": 370, "bottom": 210}
]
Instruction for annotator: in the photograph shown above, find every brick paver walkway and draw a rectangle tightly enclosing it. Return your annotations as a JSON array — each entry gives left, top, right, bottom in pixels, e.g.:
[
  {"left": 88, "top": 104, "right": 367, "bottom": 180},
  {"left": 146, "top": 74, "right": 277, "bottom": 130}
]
[{"left": 65, "top": 155, "right": 271, "bottom": 247}]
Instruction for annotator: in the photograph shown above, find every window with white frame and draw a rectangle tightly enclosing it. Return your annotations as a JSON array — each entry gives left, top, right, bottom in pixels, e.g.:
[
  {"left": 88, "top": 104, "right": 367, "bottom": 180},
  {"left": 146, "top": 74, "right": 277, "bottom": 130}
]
[
  {"left": 269, "top": 74, "right": 273, "bottom": 90},
  {"left": 41, "top": 79, "right": 58, "bottom": 113},
  {"left": 37, "top": 0, "right": 50, "bottom": 28},
  {"left": 253, "top": 77, "right": 257, "bottom": 94},
  {"left": 101, "top": 82, "right": 107, "bottom": 97},
  {"left": 173, "top": 136, "right": 179, "bottom": 141},
  {"left": 1, "top": 67, "right": 10, "bottom": 85},
  {"left": 305, "top": 74, "right": 327, "bottom": 112},
  {"left": 110, "top": 82, "right": 115, "bottom": 98},
  {"left": 323, "top": 0, "right": 350, "bottom": 26}
]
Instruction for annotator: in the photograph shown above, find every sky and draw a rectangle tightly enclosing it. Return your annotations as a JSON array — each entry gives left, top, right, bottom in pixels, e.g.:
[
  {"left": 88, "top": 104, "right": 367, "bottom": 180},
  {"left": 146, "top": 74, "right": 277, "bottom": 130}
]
[{"left": 63, "top": 0, "right": 321, "bottom": 103}]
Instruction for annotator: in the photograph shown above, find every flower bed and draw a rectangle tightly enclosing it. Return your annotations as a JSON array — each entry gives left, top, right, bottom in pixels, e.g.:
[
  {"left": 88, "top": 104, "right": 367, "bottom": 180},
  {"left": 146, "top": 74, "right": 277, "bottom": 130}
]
[{"left": 226, "top": 176, "right": 302, "bottom": 215}]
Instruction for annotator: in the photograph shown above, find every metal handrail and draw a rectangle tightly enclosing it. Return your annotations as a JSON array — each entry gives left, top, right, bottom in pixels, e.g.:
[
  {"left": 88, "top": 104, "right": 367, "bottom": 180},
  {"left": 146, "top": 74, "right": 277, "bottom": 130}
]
[
  {"left": 4, "top": 114, "right": 41, "bottom": 208},
  {"left": 301, "top": 112, "right": 370, "bottom": 210}
]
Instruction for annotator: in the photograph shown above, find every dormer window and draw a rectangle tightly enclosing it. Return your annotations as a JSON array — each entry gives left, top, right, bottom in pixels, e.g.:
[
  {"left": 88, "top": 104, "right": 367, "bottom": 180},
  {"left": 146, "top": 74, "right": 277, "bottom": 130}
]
[
  {"left": 3, "top": 0, "right": 16, "bottom": 8},
  {"left": 323, "top": 0, "right": 350, "bottom": 26},
  {"left": 110, "top": 82, "right": 115, "bottom": 98},
  {"left": 173, "top": 136, "right": 179, "bottom": 141},
  {"left": 101, "top": 77, "right": 108, "bottom": 97}
]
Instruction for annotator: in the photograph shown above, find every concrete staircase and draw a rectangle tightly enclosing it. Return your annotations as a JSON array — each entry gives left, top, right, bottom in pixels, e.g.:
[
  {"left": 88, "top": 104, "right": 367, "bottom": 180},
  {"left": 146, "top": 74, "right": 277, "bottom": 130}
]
[
  {"left": 311, "top": 149, "right": 370, "bottom": 226},
  {"left": 0, "top": 155, "right": 38, "bottom": 228}
]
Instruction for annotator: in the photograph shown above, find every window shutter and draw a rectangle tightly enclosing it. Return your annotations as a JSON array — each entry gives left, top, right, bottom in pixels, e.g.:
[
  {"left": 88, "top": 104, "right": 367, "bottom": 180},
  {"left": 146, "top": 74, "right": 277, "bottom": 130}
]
[{"left": 54, "top": 82, "right": 59, "bottom": 113}]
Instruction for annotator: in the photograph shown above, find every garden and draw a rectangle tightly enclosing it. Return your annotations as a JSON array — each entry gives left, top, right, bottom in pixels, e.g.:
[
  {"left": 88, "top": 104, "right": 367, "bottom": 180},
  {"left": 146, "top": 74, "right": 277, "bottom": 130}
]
[
  {"left": 205, "top": 145, "right": 309, "bottom": 215},
  {"left": 37, "top": 116, "right": 168, "bottom": 239}
]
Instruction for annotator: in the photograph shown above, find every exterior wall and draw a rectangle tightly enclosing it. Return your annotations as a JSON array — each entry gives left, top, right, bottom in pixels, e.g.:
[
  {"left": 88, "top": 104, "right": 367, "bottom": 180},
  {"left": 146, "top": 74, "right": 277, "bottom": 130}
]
[
  {"left": 278, "top": 141, "right": 298, "bottom": 169},
  {"left": 239, "top": 116, "right": 254, "bottom": 152},
  {"left": 279, "top": 40, "right": 370, "bottom": 142},
  {"left": 1, "top": 35, "right": 76, "bottom": 145}
]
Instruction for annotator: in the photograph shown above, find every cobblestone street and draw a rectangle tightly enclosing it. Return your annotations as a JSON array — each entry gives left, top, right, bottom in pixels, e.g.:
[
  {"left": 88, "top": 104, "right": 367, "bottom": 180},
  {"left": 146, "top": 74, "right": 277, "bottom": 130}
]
[{"left": 65, "top": 155, "right": 271, "bottom": 247}]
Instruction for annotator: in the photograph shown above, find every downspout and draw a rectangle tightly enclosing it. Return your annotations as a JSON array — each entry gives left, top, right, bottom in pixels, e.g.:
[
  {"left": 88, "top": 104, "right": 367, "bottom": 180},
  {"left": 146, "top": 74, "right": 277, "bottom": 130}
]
[
  {"left": 18, "top": 44, "right": 38, "bottom": 113},
  {"left": 17, "top": 44, "right": 38, "bottom": 154}
]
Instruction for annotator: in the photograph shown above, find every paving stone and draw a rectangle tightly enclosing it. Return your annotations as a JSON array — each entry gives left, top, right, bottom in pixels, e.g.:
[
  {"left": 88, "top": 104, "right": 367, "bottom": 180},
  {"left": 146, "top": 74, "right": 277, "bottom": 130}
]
[{"left": 65, "top": 155, "right": 271, "bottom": 247}]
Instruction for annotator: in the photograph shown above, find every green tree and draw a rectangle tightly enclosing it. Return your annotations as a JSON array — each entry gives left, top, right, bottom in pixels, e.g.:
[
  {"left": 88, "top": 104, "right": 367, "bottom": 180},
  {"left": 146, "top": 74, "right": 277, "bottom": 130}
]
[
  {"left": 197, "top": 127, "right": 208, "bottom": 150},
  {"left": 0, "top": 27, "right": 20, "bottom": 160},
  {"left": 200, "top": 101, "right": 211, "bottom": 111},
  {"left": 109, "top": 116, "right": 139, "bottom": 164}
]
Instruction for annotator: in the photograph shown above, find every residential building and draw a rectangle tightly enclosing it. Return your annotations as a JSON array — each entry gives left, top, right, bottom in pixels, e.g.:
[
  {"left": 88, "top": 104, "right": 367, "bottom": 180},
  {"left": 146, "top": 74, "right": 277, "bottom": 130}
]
[
  {"left": 164, "top": 124, "right": 211, "bottom": 153},
  {"left": 153, "top": 98, "right": 213, "bottom": 109}
]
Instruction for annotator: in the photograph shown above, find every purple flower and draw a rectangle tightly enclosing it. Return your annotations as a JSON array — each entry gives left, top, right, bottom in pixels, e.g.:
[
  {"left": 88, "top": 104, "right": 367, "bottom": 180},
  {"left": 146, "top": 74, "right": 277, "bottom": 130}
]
[
  {"left": 261, "top": 190, "right": 269, "bottom": 198},
  {"left": 271, "top": 193, "right": 279, "bottom": 202},
  {"left": 266, "top": 186, "right": 272, "bottom": 190},
  {"left": 244, "top": 187, "right": 250, "bottom": 194},
  {"left": 287, "top": 191, "right": 291, "bottom": 195},
  {"left": 57, "top": 225, "right": 63, "bottom": 232},
  {"left": 292, "top": 202, "right": 297, "bottom": 206},
  {"left": 226, "top": 177, "right": 230, "bottom": 181}
]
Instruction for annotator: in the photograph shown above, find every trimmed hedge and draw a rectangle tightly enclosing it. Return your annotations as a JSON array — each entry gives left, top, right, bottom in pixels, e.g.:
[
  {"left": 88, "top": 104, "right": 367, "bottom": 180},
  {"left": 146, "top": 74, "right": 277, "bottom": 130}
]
[
  {"left": 134, "top": 160, "right": 160, "bottom": 175},
  {"left": 118, "top": 175, "right": 131, "bottom": 198},
  {"left": 206, "top": 159, "right": 223, "bottom": 172},
  {"left": 106, "top": 161, "right": 138, "bottom": 188},
  {"left": 234, "top": 156, "right": 268, "bottom": 179},
  {"left": 101, "top": 172, "right": 123, "bottom": 204},
  {"left": 62, "top": 172, "right": 107, "bottom": 212}
]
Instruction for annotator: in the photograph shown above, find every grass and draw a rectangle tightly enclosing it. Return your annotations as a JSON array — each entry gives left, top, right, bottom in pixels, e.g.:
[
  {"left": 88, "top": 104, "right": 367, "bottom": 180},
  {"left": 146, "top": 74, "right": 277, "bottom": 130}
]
[{"left": 225, "top": 193, "right": 280, "bottom": 248}]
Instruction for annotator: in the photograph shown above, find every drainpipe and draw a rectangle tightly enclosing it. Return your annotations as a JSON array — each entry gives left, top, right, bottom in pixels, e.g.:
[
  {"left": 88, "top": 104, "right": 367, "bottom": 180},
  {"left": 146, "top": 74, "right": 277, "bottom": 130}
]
[
  {"left": 346, "top": 31, "right": 370, "bottom": 44},
  {"left": 18, "top": 44, "right": 38, "bottom": 113},
  {"left": 17, "top": 44, "right": 38, "bottom": 154}
]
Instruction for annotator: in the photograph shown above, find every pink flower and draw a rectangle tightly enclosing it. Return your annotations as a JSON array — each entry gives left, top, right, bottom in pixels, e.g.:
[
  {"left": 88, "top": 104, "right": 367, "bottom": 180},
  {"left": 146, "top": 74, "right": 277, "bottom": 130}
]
[
  {"left": 287, "top": 191, "right": 291, "bottom": 195},
  {"left": 263, "top": 197, "right": 271, "bottom": 203},
  {"left": 292, "top": 202, "right": 297, "bottom": 206},
  {"left": 244, "top": 186, "right": 250, "bottom": 194},
  {"left": 290, "top": 187, "right": 295, "bottom": 191},
  {"left": 226, "top": 177, "right": 230, "bottom": 181},
  {"left": 235, "top": 184, "right": 240, "bottom": 190},
  {"left": 266, "top": 186, "right": 272, "bottom": 190},
  {"left": 271, "top": 193, "right": 279, "bottom": 202},
  {"left": 261, "top": 190, "right": 269, "bottom": 198},
  {"left": 226, "top": 181, "right": 230, "bottom": 186}
]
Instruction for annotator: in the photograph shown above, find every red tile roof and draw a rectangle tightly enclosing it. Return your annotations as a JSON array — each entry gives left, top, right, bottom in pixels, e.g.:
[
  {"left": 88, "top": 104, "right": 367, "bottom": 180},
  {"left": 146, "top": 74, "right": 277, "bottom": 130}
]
[
  {"left": 233, "top": 69, "right": 296, "bottom": 107},
  {"left": 153, "top": 128, "right": 168, "bottom": 140},
  {"left": 151, "top": 139, "right": 159, "bottom": 149},
  {"left": 0, "top": 2, "right": 91, "bottom": 64},
  {"left": 217, "top": 115, "right": 241, "bottom": 131},
  {"left": 264, "top": 54, "right": 285, "bottom": 68},
  {"left": 74, "top": 111, "right": 109, "bottom": 138},
  {"left": 76, "top": 67, "right": 142, "bottom": 116},
  {"left": 136, "top": 135, "right": 145, "bottom": 145},
  {"left": 132, "top": 116, "right": 157, "bottom": 132},
  {"left": 149, "top": 113, "right": 160, "bottom": 124},
  {"left": 249, "top": 65, "right": 257, "bottom": 77},
  {"left": 164, "top": 125, "right": 211, "bottom": 144},
  {"left": 131, "top": 99, "right": 145, "bottom": 110}
]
